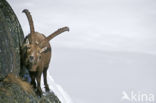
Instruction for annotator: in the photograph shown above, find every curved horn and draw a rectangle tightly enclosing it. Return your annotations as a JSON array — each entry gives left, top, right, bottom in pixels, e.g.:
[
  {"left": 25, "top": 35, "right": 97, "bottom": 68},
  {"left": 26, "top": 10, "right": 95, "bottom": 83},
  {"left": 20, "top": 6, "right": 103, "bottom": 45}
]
[
  {"left": 39, "top": 26, "right": 69, "bottom": 47},
  {"left": 22, "top": 9, "right": 35, "bottom": 34}
]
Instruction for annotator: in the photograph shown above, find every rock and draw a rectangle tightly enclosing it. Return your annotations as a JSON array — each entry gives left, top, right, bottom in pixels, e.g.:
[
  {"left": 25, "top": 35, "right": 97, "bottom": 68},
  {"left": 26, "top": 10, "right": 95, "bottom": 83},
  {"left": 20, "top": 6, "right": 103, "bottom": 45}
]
[
  {"left": 40, "top": 92, "right": 61, "bottom": 103},
  {"left": 0, "top": 73, "right": 38, "bottom": 103},
  {"left": 0, "top": 0, "right": 24, "bottom": 80},
  {"left": 0, "top": 73, "right": 61, "bottom": 103}
]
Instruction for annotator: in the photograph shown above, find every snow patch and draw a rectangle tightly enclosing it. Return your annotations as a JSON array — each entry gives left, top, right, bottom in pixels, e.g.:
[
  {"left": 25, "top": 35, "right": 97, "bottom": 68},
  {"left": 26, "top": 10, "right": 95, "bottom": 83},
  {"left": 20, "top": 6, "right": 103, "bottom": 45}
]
[{"left": 41, "top": 71, "right": 73, "bottom": 103}]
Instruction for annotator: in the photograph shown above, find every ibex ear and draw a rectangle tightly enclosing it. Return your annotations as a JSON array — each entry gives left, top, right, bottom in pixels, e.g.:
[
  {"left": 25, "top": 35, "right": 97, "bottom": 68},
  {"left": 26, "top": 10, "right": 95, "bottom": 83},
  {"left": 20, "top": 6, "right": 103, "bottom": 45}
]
[
  {"left": 25, "top": 38, "right": 30, "bottom": 45},
  {"left": 40, "top": 47, "right": 48, "bottom": 53},
  {"left": 22, "top": 38, "right": 30, "bottom": 48}
]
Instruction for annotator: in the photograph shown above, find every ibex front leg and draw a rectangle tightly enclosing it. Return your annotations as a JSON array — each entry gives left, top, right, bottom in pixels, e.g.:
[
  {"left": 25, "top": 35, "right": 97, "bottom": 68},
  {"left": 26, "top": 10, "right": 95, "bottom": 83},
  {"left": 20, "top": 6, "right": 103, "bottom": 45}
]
[
  {"left": 29, "top": 72, "right": 36, "bottom": 89},
  {"left": 36, "top": 70, "right": 42, "bottom": 97}
]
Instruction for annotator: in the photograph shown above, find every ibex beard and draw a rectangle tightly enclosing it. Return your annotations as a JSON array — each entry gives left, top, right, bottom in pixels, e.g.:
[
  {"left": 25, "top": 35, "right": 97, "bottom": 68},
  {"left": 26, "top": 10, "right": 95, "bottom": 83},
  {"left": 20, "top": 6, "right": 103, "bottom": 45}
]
[{"left": 21, "top": 9, "right": 69, "bottom": 97}]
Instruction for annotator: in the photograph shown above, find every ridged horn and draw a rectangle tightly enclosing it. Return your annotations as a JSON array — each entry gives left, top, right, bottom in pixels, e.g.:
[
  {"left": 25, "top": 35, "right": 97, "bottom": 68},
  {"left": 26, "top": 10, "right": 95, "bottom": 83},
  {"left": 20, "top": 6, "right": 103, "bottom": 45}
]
[
  {"left": 22, "top": 9, "right": 35, "bottom": 34},
  {"left": 39, "top": 26, "right": 69, "bottom": 48}
]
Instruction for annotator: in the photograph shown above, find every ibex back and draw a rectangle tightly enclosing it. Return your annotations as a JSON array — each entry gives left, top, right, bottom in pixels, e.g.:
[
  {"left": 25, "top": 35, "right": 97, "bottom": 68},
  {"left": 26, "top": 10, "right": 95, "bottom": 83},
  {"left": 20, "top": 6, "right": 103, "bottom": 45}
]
[{"left": 21, "top": 9, "right": 69, "bottom": 96}]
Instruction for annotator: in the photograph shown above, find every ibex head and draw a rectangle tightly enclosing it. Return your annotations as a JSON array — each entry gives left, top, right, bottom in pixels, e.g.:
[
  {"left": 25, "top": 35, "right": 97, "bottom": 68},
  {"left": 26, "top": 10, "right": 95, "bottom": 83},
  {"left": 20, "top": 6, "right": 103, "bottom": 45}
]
[
  {"left": 24, "top": 38, "right": 47, "bottom": 71},
  {"left": 24, "top": 27, "right": 69, "bottom": 71},
  {"left": 22, "top": 8, "right": 69, "bottom": 71}
]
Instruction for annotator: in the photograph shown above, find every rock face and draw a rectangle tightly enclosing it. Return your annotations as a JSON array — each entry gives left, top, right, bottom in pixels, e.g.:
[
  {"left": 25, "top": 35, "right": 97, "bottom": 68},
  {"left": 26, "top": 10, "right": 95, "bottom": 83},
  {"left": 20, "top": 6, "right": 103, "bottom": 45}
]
[
  {"left": 0, "top": 73, "right": 61, "bottom": 103},
  {"left": 0, "top": 0, "right": 61, "bottom": 103},
  {"left": 0, "top": 0, "right": 24, "bottom": 80}
]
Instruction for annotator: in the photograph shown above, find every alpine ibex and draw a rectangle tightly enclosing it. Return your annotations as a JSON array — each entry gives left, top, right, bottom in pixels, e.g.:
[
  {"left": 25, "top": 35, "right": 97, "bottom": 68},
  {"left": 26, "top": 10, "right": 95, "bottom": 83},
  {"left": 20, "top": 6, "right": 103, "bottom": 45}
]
[{"left": 21, "top": 9, "right": 69, "bottom": 96}]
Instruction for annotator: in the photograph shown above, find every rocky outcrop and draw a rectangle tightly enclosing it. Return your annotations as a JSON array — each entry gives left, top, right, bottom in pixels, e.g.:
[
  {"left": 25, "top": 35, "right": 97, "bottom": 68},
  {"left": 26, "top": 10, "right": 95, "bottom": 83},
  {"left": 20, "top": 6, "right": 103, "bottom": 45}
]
[
  {"left": 0, "top": 0, "right": 24, "bottom": 80},
  {"left": 0, "top": 73, "right": 61, "bottom": 103},
  {"left": 0, "top": 0, "right": 61, "bottom": 102}
]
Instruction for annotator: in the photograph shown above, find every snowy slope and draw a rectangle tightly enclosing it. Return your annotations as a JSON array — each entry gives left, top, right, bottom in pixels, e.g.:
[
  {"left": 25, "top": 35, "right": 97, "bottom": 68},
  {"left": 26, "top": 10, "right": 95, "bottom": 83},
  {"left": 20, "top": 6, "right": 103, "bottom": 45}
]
[
  {"left": 41, "top": 72, "right": 73, "bottom": 103},
  {"left": 49, "top": 47, "right": 156, "bottom": 103}
]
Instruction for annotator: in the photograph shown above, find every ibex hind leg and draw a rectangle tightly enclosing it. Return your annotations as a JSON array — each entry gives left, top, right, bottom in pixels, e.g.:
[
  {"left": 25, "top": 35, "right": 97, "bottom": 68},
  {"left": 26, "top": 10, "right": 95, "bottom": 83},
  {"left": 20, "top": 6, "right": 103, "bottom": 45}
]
[{"left": 43, "top": 67, "right": 50, "bottom": 92}]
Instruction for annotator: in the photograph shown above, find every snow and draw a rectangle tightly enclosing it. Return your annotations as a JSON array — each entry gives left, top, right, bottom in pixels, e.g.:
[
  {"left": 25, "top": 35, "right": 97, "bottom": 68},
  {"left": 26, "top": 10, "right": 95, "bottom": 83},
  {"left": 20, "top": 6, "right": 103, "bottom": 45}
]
[{"left": 41, "top": 72, "right": 73, "bottom": 103}]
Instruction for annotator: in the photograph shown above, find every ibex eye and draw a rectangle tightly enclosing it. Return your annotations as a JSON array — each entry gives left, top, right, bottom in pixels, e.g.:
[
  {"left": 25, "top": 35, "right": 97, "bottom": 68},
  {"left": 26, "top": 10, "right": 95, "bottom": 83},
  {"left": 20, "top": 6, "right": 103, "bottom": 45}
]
[{"left": 39, "top": 56, "right": 41, "bottom": 59}]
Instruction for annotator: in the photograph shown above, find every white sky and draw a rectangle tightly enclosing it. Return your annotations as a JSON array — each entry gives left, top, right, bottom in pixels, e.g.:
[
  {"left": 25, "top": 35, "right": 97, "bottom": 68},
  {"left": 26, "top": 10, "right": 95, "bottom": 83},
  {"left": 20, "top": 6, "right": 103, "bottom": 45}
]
[{"left": 7, "top": 0, "right": 156, "bottom": 54}]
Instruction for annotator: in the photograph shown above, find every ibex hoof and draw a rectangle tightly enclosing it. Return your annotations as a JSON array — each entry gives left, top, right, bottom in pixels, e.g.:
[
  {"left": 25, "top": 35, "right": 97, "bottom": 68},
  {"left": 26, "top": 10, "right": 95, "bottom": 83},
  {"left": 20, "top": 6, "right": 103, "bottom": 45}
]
[
  {"left": 45, "top": 87, "right": 50, "bottom": 92},
  {"left": 37, "top": 90, "right": 42, "bottom": 97}
]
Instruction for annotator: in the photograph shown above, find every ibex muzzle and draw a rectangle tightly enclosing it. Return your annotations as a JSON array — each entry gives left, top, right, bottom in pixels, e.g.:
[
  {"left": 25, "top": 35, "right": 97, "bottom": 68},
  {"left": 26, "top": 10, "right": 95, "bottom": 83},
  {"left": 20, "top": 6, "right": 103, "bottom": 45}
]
[{"left": 21, "top": 9, "right": 69, "bottom": 97}]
